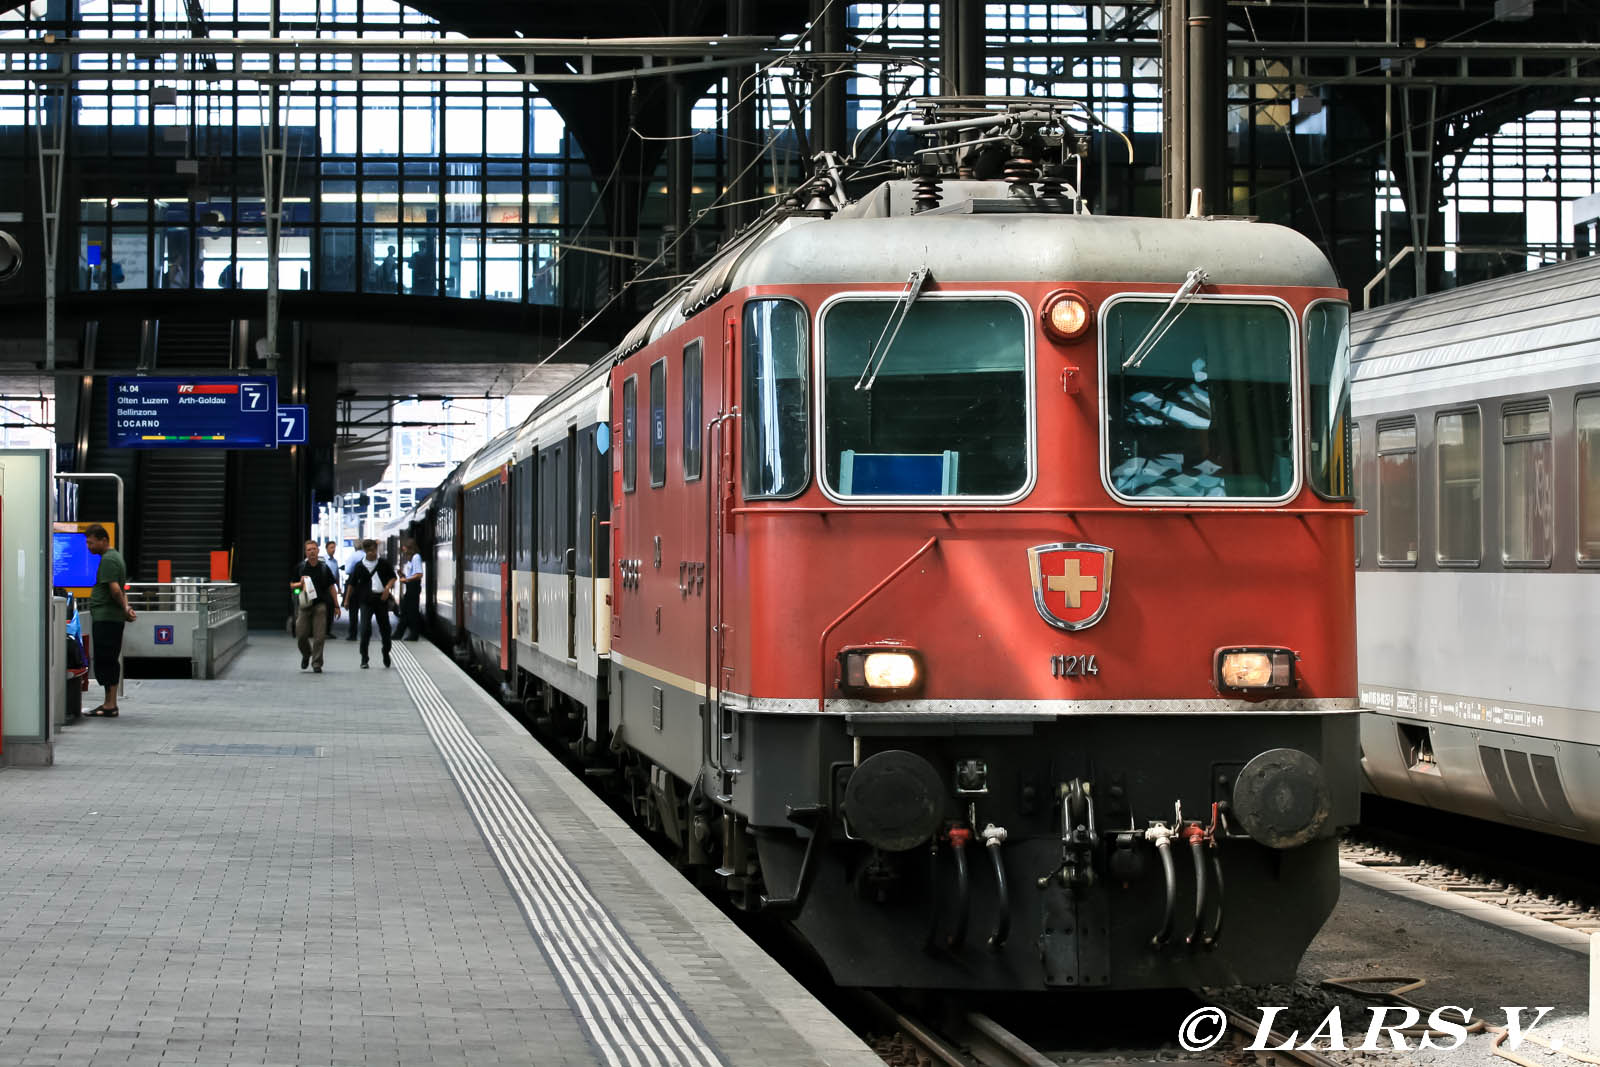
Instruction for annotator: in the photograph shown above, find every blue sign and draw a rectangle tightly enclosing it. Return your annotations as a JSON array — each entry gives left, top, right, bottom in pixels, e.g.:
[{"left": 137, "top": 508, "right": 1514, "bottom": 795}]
[
  {"left": 154, "top": 625, "right": 174, "bottom": 645},
  {"left": 109, "top": 376, "right": 279, "bottom": 449},
  {"left": 277, "top": 404, "right": 308, "bottom": 444}
]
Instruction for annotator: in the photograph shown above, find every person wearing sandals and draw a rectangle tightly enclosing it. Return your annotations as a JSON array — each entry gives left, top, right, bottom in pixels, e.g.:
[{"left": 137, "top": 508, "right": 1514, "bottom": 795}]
[{"left": 85, "top": 524, "right": 135, "bottom": 716}]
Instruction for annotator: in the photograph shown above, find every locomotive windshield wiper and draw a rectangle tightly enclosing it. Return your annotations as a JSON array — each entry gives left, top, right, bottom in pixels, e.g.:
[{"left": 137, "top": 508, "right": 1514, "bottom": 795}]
[
  {"left": 856, "top": 264, "right": 932, "bottom": 391},
  {"left": 1121, "top": 267, "right": 1209, "bottom": 371}
]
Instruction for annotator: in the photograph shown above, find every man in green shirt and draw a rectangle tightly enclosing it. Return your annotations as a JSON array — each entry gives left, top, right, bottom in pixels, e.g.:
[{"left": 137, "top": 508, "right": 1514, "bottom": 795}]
[{"left": 86, "top": 524, "right": 136, "bottom": 716}]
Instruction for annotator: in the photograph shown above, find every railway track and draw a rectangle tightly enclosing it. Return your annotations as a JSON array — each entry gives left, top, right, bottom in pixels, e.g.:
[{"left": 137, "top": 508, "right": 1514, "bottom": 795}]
[
  {"left": 857, "top": 990, "right": 1350, "bottom": 1067},
  {"left": 1343, "top": 800, "right": 1600, "bottom": 934}
]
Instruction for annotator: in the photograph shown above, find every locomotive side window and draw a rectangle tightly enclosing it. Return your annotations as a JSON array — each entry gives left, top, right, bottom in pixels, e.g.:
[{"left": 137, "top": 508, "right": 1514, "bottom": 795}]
[
  {"left": 1503, "top": 401, "right": 1553, "bottom": 565},
  {"left": 649, "top": 358, "right": 667, "bottom": 488},
  {"left": 1578, "top": 395, "right": 1600, "bottom": 562},
  {"left": 742, "top": 298, "right": 810, "bottom": 499},
  {"left": 821, "top": 296, "right": 1027, "bottom": 498},
  {"left": 1435, "top": 410, "right": 1482, "bottom": 564},
  {"left": 1104, "top": 300, "right": 1294, "bottom": 500},
  {"left": 1306, "top": 302, "right": 1352, "bottom": 499},
  {"left": 1351, "top": 423, "right": 1363, "bottom": 566},
  {"left": 622, "top": 375, "right": 637, "bottom": 494},
  {"left": 1376, "top": 419, "right": 1418, "bottom": 564},
  {"left": 683, "top": 340, "right": 703, "bottom": 482}
]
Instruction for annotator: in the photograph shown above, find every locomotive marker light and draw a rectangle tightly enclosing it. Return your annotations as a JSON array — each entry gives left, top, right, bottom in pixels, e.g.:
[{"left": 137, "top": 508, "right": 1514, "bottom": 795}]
[
  {"left": 836, "top": 646, "right": 923, "bottom": 699},
  {"left": 1214, "top": 647, "right": 1297, "bottom": 693},
  {"left": 1040, "top": 289, "right": 1093, "bottom": 342}
]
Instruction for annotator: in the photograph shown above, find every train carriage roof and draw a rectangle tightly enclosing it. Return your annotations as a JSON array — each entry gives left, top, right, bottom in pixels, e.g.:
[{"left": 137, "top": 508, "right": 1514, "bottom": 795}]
[{"left": 1351, "top": 254, "right": 1600, "bottom": 414}]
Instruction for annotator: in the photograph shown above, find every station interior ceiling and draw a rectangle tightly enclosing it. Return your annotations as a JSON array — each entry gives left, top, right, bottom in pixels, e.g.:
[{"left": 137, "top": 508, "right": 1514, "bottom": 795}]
[{"left": 0, "top": 0, "right": 1597, "bottom": 432}]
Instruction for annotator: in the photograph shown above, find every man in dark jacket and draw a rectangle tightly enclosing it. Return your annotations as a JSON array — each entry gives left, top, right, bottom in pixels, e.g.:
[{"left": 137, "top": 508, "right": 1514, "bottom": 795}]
[
  {"left": 292, "top": 540, "right": 340, "bottom": 673},
  {"left": 344, "top": 539, "right": 397, "bottom": 668}
]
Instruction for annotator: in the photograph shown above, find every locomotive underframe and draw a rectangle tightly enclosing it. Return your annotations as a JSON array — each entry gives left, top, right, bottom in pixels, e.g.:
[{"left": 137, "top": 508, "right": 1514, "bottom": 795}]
[{"left": 740, "top": 710, "right": 1359, "bottom": 989}]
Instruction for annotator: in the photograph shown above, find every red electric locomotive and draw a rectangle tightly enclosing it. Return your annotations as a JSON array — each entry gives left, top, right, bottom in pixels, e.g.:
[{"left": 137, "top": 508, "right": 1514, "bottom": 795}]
[{"left": 422, "top": 100, "right": 1360, "bottom": 992}]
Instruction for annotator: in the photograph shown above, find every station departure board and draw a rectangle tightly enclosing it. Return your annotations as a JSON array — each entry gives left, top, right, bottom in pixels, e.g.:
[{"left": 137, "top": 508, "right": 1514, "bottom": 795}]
[{"left": 109, "top": 376, "right": 279, "bottom": 449}]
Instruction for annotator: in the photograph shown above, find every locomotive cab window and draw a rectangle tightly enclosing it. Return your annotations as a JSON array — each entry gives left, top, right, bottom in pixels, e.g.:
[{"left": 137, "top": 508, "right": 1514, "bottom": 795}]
[
  {"left": 742, "top": 298, "right": 810, "bottom": 499},
  {"left": 1503, "top": 401, "right": 1553, "bottom": 566},
  {"left": 1103, "top": 299, "right": 1295, "bottom": 500},
  {"left": 821, "top": 295, "right": 1028, "bottom": 498},
  {"left": 1306, "top": 301, "right": 1352, "bottom": 499},
  {"left": 1377, "top": 419, "right": 1418, "bottom": 564}
]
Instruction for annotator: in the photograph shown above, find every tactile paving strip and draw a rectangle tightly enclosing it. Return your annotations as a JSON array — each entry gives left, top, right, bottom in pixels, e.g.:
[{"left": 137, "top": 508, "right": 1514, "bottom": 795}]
[{"left": 392, "top": 644, "right": 725, "bottom": 1067}]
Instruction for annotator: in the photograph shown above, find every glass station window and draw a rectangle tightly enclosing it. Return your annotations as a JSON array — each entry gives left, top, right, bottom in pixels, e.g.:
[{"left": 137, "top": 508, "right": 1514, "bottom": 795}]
[
  {"left": 622, "top": 375, "right": 637, "bottom": 494},
  {"left": 1579, "top": 396, "right": 1600, "bottom": 562},
  {"left": 1435, "top": 410, "right": 1482, "bottom": 564},
  {"left": 1306, "top": 302, "right": 1352, "bottom": 498},
  {"left": 649, "top": 358, "right": 667, "bottom": 488},
  {"left": 683, "top": 340, "right": 703, "bottom": 482},
  {"left": 1104, "top": 300, "right": 1294, "bottom": 499},
  {"left": 822, "top": 297, "right": 1027, "bottom": 497},
  {"left": 742, "top": 299, "right": 809, "bottom": 499},
  {"left": 1503, "top": 402, "right": 1553, "bottom": 565},
  {"left": 1377, "top": 419, "right": 1418, "bottom": 564}
]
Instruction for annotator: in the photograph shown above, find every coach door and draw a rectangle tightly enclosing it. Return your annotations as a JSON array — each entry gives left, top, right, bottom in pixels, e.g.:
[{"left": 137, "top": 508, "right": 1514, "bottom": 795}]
[{"left": 565, "top": 426, "right": 578, "bottom": 660}]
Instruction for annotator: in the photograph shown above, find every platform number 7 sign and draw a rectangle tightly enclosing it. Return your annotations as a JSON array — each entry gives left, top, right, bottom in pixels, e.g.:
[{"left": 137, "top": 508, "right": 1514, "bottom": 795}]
[
  {"left": 277, "top": 404, "right": 308, "bottom": 445},
  {"left": 240, "top": 383, "right": 268, "bottom": 411}
]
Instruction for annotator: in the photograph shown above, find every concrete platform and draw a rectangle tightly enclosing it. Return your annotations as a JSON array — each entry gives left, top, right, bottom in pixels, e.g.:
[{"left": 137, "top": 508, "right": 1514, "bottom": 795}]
[{"left": 0, "top": 633, "right": 880, "bottom": 1067}]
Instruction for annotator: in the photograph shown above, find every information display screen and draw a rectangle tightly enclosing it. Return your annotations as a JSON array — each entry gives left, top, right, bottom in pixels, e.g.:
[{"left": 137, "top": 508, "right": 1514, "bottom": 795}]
[
  {"left": 109, "top": 376, "right": 279, "bottom": 448},
  {"left": 53, "top": 531, "right": 99, "bottom": 588}
]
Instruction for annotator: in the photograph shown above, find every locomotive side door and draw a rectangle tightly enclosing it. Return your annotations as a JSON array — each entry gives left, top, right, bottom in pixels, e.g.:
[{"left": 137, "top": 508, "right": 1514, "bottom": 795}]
[{"left": 705, "top": 305, "right": 740, "bottom": 799}]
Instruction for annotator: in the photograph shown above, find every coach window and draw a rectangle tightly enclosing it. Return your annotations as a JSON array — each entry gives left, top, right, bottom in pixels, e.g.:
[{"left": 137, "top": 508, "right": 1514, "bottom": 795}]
[
  {"left": 1579, "top": 396, "right": 1600, "bottom": 562},
  {"left": 1503, "top": 401, "right": 1553, "bottom": 565},
  {"left": 1306, "top": 301, "right": 1352, "bottom": 498},
  {"left": 1105, "top": 299, "right": 1294, "bottom": 500},
  {"left": 683, "top": 340, "right": 703, "bottom": 482},
  {"left": 649, "top": 358, "right": 667, "bottom": 488},
  {"left": 1435, "top": 410, "right": 1482, "bottom": 564},
  {"left": 1351, "top": 423, "right": 1363, "bottom": 566},
  {"left": 742, "top": 298, "right": 809, "bottom": 498},
  {"left": 1377, "top": 419, "right": 1418, "bottom": 564},
  {"left": 823, "top": 296, "right": 1028, "bottom": 498},
  {"left": 622, "top": 375, "right": 637, "bottom": 493}
]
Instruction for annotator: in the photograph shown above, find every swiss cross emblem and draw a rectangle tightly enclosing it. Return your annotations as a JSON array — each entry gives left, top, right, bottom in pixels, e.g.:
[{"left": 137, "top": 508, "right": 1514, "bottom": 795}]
[{"left": 1028, "top": 543, "right": 1114, "bottom": 631}]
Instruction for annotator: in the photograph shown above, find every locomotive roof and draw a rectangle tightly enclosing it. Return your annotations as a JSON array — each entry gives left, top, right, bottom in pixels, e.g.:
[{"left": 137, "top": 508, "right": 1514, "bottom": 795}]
[
  {"left": 727, "top": 187, "right": 1337, "bottom": 291},
  {"left": 1351, "top": 253, "right": 1600, "bottom": 414}
]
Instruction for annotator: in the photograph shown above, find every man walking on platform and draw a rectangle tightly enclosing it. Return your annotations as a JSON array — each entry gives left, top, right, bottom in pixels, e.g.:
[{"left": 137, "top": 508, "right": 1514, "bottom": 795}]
[
  {"left": 345, "top": 539, "right": 397, "bottom": 669},
  {"left": 342, "top": 541, "right": 365, "bottom": 640},
  {"left": 85, "top": 524, "right": 135, "bottom": 716},
  {"left": 293, "top": 540, "right": 340, "bottom": 673},
  {"left": 392, "top": 539, "right": 425, "bottom": 642}
]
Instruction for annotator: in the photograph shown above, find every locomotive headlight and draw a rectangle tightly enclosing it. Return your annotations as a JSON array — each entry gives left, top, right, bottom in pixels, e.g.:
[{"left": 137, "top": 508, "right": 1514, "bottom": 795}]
[
  {"left": 837, "top": 647, "right": 923, "bottom": 699},
  {"left": 1041, "top": 290, "right": 1093, "bottom": 342},
  {"left": 1215, "top": 647, "right": 1296, "bottom": 692}
]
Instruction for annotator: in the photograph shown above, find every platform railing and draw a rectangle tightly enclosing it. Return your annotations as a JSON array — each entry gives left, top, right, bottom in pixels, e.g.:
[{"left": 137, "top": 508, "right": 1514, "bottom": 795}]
[{"left": 122, "top": 581, "right": 248, "bottom": 678}]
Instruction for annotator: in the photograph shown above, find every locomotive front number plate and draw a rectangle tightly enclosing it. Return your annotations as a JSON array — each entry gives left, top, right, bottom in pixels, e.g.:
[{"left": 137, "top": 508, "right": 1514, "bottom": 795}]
[{"left": 1050, "top": 654, "right": 1100, "bottom": 678}]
